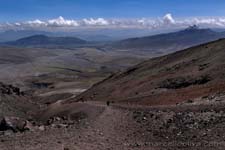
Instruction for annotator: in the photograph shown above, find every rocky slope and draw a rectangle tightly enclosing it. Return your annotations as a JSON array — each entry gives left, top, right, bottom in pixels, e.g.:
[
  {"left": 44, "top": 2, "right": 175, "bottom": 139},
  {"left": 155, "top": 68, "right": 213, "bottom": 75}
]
[
  {"left": 0, "top": 82, "right": 38, "bottom": 119},
  {"left": 1, "top": 96, "right": 225, "bottom": 150},
  {"left": 75, "top": 39, "right": 225, "bottom": 105}
]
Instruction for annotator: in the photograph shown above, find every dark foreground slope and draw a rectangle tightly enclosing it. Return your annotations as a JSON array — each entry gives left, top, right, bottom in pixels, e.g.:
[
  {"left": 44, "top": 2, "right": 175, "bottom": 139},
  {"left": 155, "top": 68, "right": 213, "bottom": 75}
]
[{"left": 75, "top": 39, "right": 225, "bottom": 105}]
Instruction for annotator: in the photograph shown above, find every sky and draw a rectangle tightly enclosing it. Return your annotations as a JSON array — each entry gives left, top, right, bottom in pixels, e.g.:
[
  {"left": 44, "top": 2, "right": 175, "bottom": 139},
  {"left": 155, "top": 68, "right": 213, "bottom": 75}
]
[{"left": 0, "top": 0, "right": 225, "bottom": 31}]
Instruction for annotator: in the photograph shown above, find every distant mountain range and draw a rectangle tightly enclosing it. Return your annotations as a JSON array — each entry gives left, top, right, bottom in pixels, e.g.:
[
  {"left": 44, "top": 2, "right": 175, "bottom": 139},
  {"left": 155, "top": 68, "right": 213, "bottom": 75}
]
[
  {"left": 0, "top": 28, "right": 156, "bottom": 42},
  {"left": 110, "top": 26, "right": 225, "bottom": 53},
  {"left": 4, "top": 35, "right": 87, "bottom": 47},
  {"left": 2, "top": 26, "right": 225, "bottom": 51}
]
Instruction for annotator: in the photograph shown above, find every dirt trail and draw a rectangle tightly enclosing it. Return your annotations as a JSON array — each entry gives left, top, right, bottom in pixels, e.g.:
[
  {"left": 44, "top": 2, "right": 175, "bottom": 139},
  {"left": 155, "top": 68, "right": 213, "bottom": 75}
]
[
  {"left": 1, "top": 100, "right": 225, "bottom": 150},
  {"left": 0, "top": 102, "right": 138, "bottom": 150},
  {"left": 76, "top": 106, "right": 126, "bottom": 149},
  {"left": 74, "top": 102, "right": 157, "bottom": 150}
]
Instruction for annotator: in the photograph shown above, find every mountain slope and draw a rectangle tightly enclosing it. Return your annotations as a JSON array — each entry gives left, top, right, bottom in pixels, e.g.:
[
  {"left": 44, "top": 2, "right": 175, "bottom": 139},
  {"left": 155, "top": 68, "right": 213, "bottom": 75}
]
[
  {"left": 5, "top": 35, "right": 87, "bottom": 47},
  {"left": 74, "top": 39, "right": 225, "bottom": 105},
  {"left": 111, "top": 26, "right": 225, "bottom": 53}
]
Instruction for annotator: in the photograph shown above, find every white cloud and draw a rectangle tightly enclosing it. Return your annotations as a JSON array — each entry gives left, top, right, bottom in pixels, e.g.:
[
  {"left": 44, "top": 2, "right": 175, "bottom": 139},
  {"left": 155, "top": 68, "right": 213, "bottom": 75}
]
[
  {"left": 163, "top": 13, "right": 175, "bottom": 24},
  {"left": 47, "top": 16, "right": 79, "bottom": 27},
  {"left": 1, "top": 14, "right": 225, "bottom": 31},
  {"left": 15, "top": 22, "right": 21, "bottom": 26},
  {"left": 26, "top": 19, "right": 47, "bottom": 27},
  {"left": 191, "top": 18, "right": 225, "bottom": 27},
  {"left": 82, "top": 18, "right": 109, "bottom": 26}
]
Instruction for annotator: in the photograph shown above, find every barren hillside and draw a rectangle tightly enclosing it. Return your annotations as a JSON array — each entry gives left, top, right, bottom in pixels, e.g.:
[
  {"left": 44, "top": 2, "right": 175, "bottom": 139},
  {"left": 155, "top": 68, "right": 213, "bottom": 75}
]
[{"left": 75, "top": 39, "right": 225, "bottom": 105}]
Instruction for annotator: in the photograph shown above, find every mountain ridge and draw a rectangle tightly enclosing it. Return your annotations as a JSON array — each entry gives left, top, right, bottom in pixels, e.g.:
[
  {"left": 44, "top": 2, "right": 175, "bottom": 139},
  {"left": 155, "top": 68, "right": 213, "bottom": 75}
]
[
  {"left": 110, "top": 27, "right": 225, "bottom": 53},
  {"left": 74, "top": 38, "right": 225, "bottom": 106}
]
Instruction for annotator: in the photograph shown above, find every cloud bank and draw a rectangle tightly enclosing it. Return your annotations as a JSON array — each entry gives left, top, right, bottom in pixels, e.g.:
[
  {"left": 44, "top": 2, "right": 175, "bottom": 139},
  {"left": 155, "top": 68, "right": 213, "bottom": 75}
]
[{"left": 1, "top": 14, "right": 225, "bottom": 31}]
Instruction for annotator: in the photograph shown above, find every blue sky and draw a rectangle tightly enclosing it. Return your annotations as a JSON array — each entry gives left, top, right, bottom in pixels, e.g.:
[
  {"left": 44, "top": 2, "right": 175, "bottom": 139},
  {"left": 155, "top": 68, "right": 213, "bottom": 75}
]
[
  {"left": 0, "top": 0, "right": 225, "bottom": 31},
  {"left": 0, "top": 0, "right": 225, "bottom": 21}
]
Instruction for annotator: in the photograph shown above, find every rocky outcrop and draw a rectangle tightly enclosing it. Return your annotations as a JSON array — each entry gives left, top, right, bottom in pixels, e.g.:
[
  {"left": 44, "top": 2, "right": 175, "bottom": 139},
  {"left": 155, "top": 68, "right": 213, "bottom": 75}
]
[
  {"left": 0, "top": 82, "right": 23, "bottom": 96},
  {"left": 0, "top": 117, "right": 27, "bottom": 132}
]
